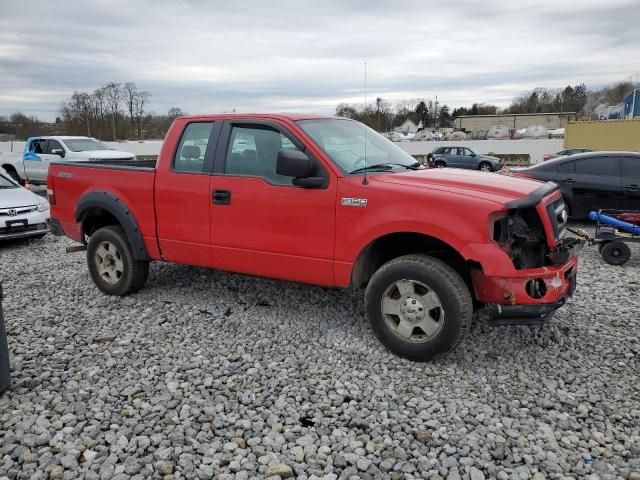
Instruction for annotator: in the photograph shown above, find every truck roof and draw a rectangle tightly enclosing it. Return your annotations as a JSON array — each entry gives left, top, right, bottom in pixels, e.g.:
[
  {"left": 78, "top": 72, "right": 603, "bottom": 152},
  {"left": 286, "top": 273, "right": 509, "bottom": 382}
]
[
  {"left": 30, "top": 136, "right": 102, "bottom": 140},
  {"left": 174, "top": 113, "right": 340, "bottom": 122}
]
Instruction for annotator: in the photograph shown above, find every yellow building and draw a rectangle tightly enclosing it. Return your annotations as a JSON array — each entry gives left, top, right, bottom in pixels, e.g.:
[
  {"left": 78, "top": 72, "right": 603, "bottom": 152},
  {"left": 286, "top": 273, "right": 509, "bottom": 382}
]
[{"left": 564, "top": 119, "right": 640, "bottom": 151}]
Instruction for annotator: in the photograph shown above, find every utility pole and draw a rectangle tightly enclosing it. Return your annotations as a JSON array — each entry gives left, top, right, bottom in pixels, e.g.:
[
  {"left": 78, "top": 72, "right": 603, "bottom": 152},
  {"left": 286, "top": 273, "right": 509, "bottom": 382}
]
[{"left": 434, "top": 96, "right": 439, "bottom": 130}]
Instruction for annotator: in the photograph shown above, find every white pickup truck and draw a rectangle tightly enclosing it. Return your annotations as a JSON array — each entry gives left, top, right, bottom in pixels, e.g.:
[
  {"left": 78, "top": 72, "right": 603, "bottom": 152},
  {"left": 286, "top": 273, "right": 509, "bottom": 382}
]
[{"left": 0, "top": 136, "right": 135, "bottom": 185}]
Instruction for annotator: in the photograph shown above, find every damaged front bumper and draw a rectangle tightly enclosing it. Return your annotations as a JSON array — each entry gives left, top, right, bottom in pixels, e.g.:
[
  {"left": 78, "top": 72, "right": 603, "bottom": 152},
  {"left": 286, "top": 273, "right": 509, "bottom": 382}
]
[{"left": 468, "top": 237, "right": 583, "bottom": 325}]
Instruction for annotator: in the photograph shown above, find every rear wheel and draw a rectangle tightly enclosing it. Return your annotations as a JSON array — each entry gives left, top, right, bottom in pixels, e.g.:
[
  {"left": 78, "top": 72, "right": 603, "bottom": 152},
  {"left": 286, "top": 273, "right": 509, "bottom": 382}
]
[
  {"left": 87, "top": 226, "right": 149, "bottom": 295},
  {"left": 479, "top": 162, "right": 492, "bottom": 172},
  {"left": 600, "top": 240, "right": 631, "bottom": 266},
  {"left": 364, "top": 254, "right": 472, "bottom": 361}
]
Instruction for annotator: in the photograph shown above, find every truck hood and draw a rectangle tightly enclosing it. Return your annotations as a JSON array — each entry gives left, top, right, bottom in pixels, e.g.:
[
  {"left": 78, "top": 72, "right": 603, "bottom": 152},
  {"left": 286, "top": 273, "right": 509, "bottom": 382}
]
[
  {"left": 0, "top": 185, "right": 46, "bottom": 209},
  {"left": 71, "top": 149, "right": 135, "bottom": 159},
  {"left": 374, "top": 168, "right": 544, "bottom": 205}
]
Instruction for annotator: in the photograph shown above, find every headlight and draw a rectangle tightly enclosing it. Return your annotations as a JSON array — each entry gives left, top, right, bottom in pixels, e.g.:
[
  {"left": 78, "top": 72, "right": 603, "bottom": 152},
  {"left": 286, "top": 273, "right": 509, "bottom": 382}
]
[{"left": 37, "top": 201, "right": 49, "bottom": 212}]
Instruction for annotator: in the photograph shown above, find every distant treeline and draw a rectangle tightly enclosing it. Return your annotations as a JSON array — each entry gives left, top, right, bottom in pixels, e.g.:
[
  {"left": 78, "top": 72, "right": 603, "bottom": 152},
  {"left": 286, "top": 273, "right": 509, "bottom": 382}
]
[
  {"left": 0, "top": 79, "right": 637, "bottom": 140},
  {"left": 336, "top": 80, "right": 638, "bottom": 132}
]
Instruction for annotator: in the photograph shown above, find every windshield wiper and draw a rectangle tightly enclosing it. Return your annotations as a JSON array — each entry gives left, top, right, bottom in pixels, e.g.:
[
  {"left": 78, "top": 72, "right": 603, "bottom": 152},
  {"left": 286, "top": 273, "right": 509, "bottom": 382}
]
[{"left": 350, "top": 162, "right": 421, "bottom": 174}]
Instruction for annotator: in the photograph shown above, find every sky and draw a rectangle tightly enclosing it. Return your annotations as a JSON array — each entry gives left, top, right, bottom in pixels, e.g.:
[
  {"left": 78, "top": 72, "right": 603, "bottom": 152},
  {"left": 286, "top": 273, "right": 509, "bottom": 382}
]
[{"left": 1, "top": 0, "right": 639, "bottom": 121}]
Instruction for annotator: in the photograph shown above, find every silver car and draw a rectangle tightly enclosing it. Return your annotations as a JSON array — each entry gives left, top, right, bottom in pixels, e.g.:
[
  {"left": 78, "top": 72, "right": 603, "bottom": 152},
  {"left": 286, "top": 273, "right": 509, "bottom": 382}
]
[{"left": 0, "top": 169, "right": 50, "bottom": 240}]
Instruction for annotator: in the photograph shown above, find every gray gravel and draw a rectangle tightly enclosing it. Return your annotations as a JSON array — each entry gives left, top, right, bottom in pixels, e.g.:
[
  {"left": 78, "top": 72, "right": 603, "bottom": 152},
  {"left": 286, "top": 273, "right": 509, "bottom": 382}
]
[{"left": 1, "top": 232, "right": 639, "bottom": 480}]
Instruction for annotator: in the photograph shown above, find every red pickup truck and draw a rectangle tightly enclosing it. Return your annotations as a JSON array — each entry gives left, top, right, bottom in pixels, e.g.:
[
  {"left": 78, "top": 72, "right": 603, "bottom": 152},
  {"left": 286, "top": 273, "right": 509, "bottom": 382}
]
[{"left": 48, "top": 114, "right": 582, "bottom": 360}]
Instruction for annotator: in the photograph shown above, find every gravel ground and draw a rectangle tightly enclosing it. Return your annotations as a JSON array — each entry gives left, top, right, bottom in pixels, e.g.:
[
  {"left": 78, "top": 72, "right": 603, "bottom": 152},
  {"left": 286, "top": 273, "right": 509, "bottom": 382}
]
[{"left": 0, "top": 233, "right": 639, "bottom": 480}]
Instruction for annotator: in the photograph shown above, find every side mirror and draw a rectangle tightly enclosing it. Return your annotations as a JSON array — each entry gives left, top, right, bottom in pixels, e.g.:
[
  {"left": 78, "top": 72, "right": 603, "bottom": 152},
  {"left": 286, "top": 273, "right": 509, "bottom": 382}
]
[
  {"left": 469, "top": 152, "right": 476, "bottom": 157},
  {"left": 51, "top": 148, "right": 65, "bottom": 158},
  {"left": 276, "top": 150, "right": 325, "bottom": 188}
]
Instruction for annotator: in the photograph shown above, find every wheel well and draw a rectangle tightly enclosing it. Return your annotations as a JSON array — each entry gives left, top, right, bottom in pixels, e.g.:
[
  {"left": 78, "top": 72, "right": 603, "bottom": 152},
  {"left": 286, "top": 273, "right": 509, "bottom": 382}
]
[
  {"left": 351, "top": 232, "right": 474, "bottom": 292},
  {"left": 81, "top": 208, "right": 119, "bottom": 240}
]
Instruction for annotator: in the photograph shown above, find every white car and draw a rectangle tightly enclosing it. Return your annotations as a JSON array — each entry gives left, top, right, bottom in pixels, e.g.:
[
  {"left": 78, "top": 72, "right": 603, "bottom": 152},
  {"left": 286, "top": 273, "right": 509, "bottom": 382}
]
[
  {"left": 0, "top": 170, "right": 50, "bottom": 240},
  {"left": 0, "top": 136, "right": 135, "bottom": 185}
]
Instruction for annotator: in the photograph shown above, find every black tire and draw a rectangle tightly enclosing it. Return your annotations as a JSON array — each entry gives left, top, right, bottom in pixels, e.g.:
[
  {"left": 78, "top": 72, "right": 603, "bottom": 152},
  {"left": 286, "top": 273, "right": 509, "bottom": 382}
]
[
  {"left": 479, "top": 162, "right": 493, "bottom": 172},
  {"left": 87, "top": 226, "right": 149, "bottom": 295},
  {"left": 600, "top": 240, "right": 631, "bottom": 266},
  {"left": 364, "top": 254, "right": 473, "bottom": 361},
  {"left": 435, "top": 161, "right": 446, "bottom": 168}
]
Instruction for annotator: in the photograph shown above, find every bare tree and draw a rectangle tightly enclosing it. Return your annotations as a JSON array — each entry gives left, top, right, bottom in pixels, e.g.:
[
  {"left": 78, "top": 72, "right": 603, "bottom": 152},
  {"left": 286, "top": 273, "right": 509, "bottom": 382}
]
[
  {"left": 102, "top": 82, "right": 122, "bottom": 140},
  {"left": 123, "top": 82, "right": 138, "bottom": 137},
  {"left": 133, "top": 90, "right": 151, "bottom": 139}
]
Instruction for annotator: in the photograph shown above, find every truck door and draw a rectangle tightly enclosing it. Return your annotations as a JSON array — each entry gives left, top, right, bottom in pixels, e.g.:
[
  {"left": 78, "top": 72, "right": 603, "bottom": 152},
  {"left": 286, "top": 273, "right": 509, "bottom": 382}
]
[
  {"left": 209, "top": 120, "right": 336, "bottom": 286},
  {"left": 154, "top": 121, "right": 222, "bottom": 267},
  {"left": 22, "top": 138, "right": 50, "bottom": 183}
]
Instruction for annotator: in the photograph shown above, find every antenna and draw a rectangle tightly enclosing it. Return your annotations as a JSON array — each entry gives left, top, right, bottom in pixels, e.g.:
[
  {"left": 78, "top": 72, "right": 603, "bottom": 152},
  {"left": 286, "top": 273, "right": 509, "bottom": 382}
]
[{"left": 363, "top": 61, "right": 369, "bottom": 185}]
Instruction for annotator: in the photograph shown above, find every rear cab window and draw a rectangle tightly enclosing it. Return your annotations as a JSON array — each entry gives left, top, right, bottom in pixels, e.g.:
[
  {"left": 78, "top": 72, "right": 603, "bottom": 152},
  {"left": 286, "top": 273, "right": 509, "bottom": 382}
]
[{"left": 173, "top": 122, "right": 216, "bottom": 173}]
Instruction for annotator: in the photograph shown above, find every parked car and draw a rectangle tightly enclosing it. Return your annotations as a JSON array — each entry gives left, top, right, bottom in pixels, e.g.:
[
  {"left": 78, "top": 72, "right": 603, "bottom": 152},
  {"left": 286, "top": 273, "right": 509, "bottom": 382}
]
[
  {"left": 510, "top": 151, "right": 640, "bottom": 218},
  {"left": 543, "top": 148, "right": 593, "bottom": 161},
  {"left": 432, "top": 147, "right": 502, "bottom": 172},
  {"left": 0, "top": 136, "right": 135, "bottom": 185},
  {"left": 0, "top": 169, "right": 49, "bottom": 240},
  {"left": 48, "top": 113, "right": 581, "bottom": 361}
]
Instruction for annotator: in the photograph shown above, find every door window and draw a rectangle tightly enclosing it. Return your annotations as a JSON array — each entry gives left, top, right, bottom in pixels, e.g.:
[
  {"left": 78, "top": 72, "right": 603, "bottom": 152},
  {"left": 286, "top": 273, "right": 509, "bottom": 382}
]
[
  {"left": 47, "top": 140, "right": 63, "bottom": 154},
  {"left": 575, "top": 157, "right": 616, "bottom": 176},
  {"left": 225, "top": 125, "right": 302, "bottom": 186},
  {"left": 556, "top": 161, "right": 575, "bottom": 173},
  {"left": 621, "top": 157, "right": 640, "bottom": 178},
  {"left": 173, "top": 122, "right": 215, "bottom": 173},
  {"left": 30, "top": 139, "right": 47, "bottom": 154}
]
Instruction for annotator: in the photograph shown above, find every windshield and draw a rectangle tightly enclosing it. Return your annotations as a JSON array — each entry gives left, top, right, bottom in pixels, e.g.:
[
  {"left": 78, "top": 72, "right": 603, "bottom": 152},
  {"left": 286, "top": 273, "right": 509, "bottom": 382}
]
[
  {"left": 297, "top": 119, "right": 419, "bottom": 174},
  {"left": 0, "top": 172, "right": 18, "bottom": 188},
  {"left": 63, "top": 138, "right": 110, "bottom": 152}
]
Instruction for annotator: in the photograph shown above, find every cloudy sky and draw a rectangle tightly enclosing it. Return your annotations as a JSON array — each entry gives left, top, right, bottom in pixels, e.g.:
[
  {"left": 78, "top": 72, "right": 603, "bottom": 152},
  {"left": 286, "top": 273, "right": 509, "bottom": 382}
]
[{"left": 1, "top": 0, "right": 639, "bottom": 120}]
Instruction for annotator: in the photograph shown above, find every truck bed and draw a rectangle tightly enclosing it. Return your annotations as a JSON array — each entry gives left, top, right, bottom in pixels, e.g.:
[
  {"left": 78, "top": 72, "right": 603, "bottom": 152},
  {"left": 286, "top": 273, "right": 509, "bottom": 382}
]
[{"left": 48, "top": 160, "right": 159, "bottom": 257}]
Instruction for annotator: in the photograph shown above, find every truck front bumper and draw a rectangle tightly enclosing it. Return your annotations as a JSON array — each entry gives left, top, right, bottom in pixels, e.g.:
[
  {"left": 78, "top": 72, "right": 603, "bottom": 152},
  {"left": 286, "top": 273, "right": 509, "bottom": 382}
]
[{"left": 470, "top": 243, "right": 581, "bottom": 325}]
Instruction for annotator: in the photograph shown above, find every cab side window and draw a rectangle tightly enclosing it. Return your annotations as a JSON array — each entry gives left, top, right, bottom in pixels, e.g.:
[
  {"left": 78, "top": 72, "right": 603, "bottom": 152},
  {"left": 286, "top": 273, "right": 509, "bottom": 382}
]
[
  {"left": 173, "top": 122, "right": 215, "bottom": 173},
  {"left": 225, "top": 125, "right": 302, "bottom": 186},
  {"left": 30, "top": 139, "right": 46, "bottom": 154},
  {"left": 47, "top": 140, "right": 63, "bottom": 154}
]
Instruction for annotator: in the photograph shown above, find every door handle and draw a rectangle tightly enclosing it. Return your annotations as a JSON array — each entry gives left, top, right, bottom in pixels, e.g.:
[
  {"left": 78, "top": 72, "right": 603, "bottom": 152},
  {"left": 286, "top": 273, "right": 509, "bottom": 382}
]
[
  {"left": 624, "top": 184, "right": 640, "bottom": 191},
  {"left": 212, "top": 189, "right": 231, "bottom": 205},
  {"left": 562, "top": 178, "right": 574, "bottom": 184}
]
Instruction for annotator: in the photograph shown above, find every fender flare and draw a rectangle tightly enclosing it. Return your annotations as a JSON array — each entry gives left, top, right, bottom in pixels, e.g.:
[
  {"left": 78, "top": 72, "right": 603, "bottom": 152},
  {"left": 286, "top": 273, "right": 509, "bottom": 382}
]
[{"left": 75, "top": 191, "right": 149, "bottom": 261}]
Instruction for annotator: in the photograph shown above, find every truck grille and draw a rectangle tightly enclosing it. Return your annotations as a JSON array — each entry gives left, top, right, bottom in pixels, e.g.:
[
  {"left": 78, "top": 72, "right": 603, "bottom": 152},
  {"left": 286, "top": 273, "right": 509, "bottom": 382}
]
[
  {"left": 0, "top": 206, "right": 37, "bottom": 217},
  {"left": 546, "top": 197, "right": 568, "bottom": 240}
]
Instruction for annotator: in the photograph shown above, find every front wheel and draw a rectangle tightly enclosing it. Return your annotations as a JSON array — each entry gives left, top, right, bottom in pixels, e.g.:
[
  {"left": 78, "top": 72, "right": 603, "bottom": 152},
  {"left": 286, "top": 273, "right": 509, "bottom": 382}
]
[
  {"left": 364, "top": 254, "right": 473, "bottom": 361},
  {"left": 87, "top": 226, "right": 149, "bottom": 295},
  {"left": 435, "top": 161, "right": 446, "bottom": 168},
  {"left": 479, "top": 162, "right": 492, "bottom": 172}
]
